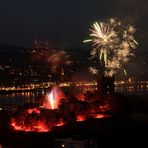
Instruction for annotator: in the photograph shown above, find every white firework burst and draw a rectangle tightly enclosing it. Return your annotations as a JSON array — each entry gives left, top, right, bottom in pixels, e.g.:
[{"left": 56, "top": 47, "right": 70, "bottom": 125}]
[{"left": 84, "top": 18, "right": 138, "bottom": 76}]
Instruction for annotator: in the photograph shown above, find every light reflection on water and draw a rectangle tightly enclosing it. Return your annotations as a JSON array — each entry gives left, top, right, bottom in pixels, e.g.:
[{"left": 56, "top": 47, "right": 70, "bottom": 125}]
[{"left": 0, "top": 90, "right": 46, "bottom": 105}]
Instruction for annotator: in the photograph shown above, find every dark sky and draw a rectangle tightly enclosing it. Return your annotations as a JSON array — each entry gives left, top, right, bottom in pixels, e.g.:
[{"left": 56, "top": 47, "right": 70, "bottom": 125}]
[{"left": 0, "top": 0, "right": 148, "bottom": 50}]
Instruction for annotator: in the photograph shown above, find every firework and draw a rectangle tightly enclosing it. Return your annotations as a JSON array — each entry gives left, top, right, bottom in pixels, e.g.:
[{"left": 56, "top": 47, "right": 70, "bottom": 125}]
[
  {"left": 30, "top": 39, "right": 72, "bottom": 73},
  {"left": 47, "top": 90, "right": 55, "bottom": 109},
  {"left": 84, "top": 18, "right": 138, "bottom": 76},
  {"left": 47, "top": 50, "right": 71, "bottom": 73},
  {"left": 89, "top": 67, "right": 98, "bottom": 75},
  {"left": 44, "top": 85, "right": 65, "bottom": 110}
]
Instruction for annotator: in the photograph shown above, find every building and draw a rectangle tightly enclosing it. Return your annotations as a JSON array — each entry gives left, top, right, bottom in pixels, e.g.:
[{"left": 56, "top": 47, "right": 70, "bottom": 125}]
[{"left": 97, "top": 76, "right": 115, "bottom": 99}]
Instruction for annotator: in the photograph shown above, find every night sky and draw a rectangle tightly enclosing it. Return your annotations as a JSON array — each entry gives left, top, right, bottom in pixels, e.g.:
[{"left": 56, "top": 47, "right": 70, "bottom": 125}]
[{"left": 0, "top": 0, "right": 148, "bottom": 50}]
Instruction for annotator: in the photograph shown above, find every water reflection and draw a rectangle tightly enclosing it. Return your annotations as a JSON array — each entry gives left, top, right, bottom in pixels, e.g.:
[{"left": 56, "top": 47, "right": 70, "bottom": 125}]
[{"left": 0, "top": 90, "right": 46, "bottom": 105}]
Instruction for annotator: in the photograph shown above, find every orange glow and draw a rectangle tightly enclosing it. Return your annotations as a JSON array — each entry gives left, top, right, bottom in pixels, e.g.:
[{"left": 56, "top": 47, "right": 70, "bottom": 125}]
[
  {"left": 10, "top": 85, "right": 112, "bottom": 133},
  {"left": 100, "top": 104, "right": 110, "bottom": 112},
  {"left": 76, "top": 115, "right": 86, "bottom": 122},
  {"left": 94, "top": 114, "right": 109, "bottom": 119},
  {"left": 10, "top": 106, "right": 66, "bottom": 133},
  {"left": 75, "top": 94, "right": 85, "bottom": 101},
  {"left": 11, "top": 119, "right": 50, "bottom": 132},
  {"left": 27, "top": 108, "right": 41, "bottom": 114},
  {"left": 55, "top": 119, "right": 65, "bottom": 127}
]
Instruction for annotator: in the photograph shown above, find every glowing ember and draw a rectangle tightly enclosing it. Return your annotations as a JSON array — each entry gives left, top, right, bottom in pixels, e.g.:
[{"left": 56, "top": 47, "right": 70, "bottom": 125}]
[
  {"left": 10, "top": 107, "right": 51, "bottom": 132},
  {"left": 76, "top": 115, "right": 86, "bottom": 122},
  {"left": 11, "top": 118, "right": 50, "bottom": 132},
  {"left": 100, "top": 104, "right": 110, "bottom": 112},
  {"left": 10, "top": 85, "right": 111, "bottom": 133},
  {"left": 94, "top": 114, "right": 110, "bottom": 119},
  {"left": 27, "top": 108, "right": 41, "bottom": 114},
  {"left": 55, "top": 119, "right": 65, "bottom": 127},
  {"left": 10, "top": 104, "right": 66, "bottom": 133}
]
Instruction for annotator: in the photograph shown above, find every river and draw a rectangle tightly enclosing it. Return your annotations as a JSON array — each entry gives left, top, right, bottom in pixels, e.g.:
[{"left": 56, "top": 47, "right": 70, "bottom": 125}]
[{"left": 0, "top": 90, "right": 46, "bottom": 106}]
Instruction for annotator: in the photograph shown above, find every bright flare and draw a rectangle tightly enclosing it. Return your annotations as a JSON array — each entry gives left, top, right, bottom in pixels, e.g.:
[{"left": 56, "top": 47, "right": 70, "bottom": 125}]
[
  {"left": 84, "top": 18, "right": 138, "bottom": 76},
  {"left": 44, "top": 86, "right": 65, "bottom": 110},
  {"left": 48, "top": 90, "right": 55, "bottom": 110}
]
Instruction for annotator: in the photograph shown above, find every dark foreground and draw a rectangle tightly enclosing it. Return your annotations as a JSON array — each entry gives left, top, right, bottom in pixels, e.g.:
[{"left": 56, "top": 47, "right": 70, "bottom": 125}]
[{"left": 1, "top": 116, "right": 148, "bottom": 148}]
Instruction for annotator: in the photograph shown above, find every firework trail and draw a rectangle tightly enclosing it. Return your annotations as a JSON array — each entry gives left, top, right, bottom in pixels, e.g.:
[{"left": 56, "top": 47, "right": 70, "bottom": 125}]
[
  {"left": 47, "top": 50, "right": 71, "bottom": 73},
  {"left": 84, "top": 18, "right": 138, "bottom": 76},
  {"left": 30, "top": 39, "right": 72, "bottom": 73}
]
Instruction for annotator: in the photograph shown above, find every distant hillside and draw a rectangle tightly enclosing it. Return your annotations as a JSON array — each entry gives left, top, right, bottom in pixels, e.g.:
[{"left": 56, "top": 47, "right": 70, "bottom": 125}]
[
  {"left": 0, "top": 45, "right": 28, "bottom": 65},
  {"left": 0, "top": 45, "right": 27, "bottom": 52}
]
